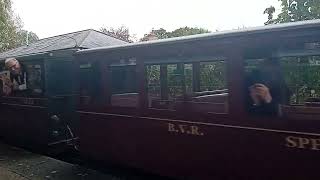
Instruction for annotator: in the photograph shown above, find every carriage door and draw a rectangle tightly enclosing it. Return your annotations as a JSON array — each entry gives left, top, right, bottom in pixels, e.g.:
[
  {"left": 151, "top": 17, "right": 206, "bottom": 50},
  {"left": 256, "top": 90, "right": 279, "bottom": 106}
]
[{"left": 45, "top": 58, "right": 78, "bottom": 151}]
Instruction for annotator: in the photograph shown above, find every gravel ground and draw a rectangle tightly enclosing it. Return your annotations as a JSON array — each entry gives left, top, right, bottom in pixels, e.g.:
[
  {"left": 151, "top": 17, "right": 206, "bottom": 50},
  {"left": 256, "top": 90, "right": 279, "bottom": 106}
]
[{"left": 0, "top": 142, "right": 171, "bottom": 180}]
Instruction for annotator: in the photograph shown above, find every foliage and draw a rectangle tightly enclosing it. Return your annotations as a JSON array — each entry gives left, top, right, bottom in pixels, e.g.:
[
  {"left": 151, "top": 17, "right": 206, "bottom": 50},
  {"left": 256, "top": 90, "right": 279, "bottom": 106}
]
[
  {"left": 15, "top": 30, "right": 39, "bottom": 46},
  {"left": 0, "top": 0, "right": 16, "bottom": 52},
  {"left": 141, "top": 27, "right": 211, "bottom": 41},
  {"left": 140, "top": 28, "right": 168, "bottom": 41},
  {"left": 264, "top": 0, "right": 320, "bottom": 25},
  {"left": 200, "top": 62, "right": 226, "bottom": 91},
  {"left": 281, "top": 56, "right": 320, "bottom": 104},
  {"left": 264, "top": 6, "right": 276, "bottom": 25},
  {"left": 167, "top": 64, "right": 184, "bottom": 97},
  {"left": 100, "top": 26, "right": 135, "bottom": 43},
  {"left": 263, "top": 0, "right": 320, "bottom": 104},
  {"left": 146, "top": 65, "right": 160, "bottom": 97},
  {"left": 0, "top": 0, "right": 39, "bottom": 52},
  {"left": 146, "top": 62, "right": 227, "bottom": 99},
  {"left": 169, "top": 27, "right": 210, "bottom": 38}
]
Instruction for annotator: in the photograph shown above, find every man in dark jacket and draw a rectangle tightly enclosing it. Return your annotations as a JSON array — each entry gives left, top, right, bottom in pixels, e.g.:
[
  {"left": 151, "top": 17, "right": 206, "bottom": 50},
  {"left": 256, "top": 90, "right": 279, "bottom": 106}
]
[{"left": 246, "top": 58, "right": 290, "bottom": 116}]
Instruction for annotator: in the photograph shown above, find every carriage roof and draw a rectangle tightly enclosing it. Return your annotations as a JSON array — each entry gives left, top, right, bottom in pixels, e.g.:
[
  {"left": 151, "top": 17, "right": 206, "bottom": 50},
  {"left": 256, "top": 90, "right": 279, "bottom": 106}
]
[{"left": 76, "top": 19, "right": 320, "bottom": 56}]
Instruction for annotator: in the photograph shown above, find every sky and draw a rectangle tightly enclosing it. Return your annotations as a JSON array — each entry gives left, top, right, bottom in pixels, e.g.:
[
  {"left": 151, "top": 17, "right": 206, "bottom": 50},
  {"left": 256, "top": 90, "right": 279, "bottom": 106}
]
[{"left": 11, "top": 0, "right": 281, "bottom": 40}]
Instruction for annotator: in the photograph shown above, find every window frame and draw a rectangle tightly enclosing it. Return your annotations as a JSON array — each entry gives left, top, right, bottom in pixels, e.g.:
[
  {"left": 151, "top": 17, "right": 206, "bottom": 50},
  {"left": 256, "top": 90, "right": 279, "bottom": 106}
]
[
  {"left": 143, "top": 56, "right": 233, "bottom": 120},
  {"left": 0, "top": 59, "right": 47, "bottom": 106}
]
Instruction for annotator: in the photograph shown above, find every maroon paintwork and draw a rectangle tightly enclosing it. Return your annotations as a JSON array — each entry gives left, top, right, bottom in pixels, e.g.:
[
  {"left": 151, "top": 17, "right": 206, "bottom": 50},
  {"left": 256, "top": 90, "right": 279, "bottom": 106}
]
[
  {"left": 0, "top": 97, "right": 49, "bottom": 149},
  {"left": 1, "top": 20, "right": 319, "bottom": 180},
  {"left": 75, "top": 20, "right": 320, "bottom": 179}
]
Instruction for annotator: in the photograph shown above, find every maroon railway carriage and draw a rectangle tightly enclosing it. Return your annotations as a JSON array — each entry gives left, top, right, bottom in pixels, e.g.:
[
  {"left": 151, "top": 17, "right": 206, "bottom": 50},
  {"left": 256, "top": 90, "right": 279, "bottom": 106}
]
[
  {"left": 75, "top": 20, "right": 320, "bottom": 180},
  {"left": 0, "top": 52, "right": 78, "bottom": 152}
]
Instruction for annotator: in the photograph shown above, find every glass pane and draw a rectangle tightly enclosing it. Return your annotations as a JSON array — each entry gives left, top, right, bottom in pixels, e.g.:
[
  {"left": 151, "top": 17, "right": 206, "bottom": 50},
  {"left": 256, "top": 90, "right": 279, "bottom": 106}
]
[
  {"left": 111, "top": 66, "right": 137, "bottom": 94},
  {"left": 168, "top": 64, "right": 184, "bottom": 99},
  {"left": 200, "top": 61, "right": 226, "bottom": 91},
  {"left": 110, "top": 65, "right": 138, "bottom": 108},
  {"left": 147, "top": 65, "right": 160, "bottom": 99},
  {"left": 79, "top": 64, "right": 93, "bottom": 105},
  {"left": 193, "top": 61, "right": 228, "bottom": 114},
  {"left": 184, "top": 64, "right": 193, "bottom": 94},
  {"left": 147, "top": 61, "right": 228, "bottom": 114},
  {"left": 280, "top": 56, "right": 320, "bottom": 105},
  {"left": 26, "top": 64, "right": 43, "bottom": 94}
]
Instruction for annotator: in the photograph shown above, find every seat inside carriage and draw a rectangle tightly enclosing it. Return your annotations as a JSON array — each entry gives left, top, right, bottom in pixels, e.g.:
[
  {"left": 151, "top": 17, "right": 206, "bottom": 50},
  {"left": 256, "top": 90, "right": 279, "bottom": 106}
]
[
  {"left": 111, "top": 93, "right": 139, "bottom": 107},
  {"left": 107, "top": 89, "right": 229, "bottom": 114},
  {"left": 280, "top": 98, "right": 320, "bottom": 120},
  {"left": 149, "top": 89, "right": 229, "bottom": 113}
]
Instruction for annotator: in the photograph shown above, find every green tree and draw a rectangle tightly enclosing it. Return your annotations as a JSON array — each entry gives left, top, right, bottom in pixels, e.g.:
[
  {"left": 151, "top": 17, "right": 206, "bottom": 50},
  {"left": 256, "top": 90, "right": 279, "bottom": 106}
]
[
  {"left": 15, "top": 30, "right": 39, "bottom": 46},
  {"left": 169, "top": 27, "right": 210, "bottom": 38},
  {"left": 0, "top": 0, "right": 16, "bottom": 52},
  {"left": 263, "top": 6, "right": 276, "bottom": 25},
  {"left": 141, "top": 27, "right": 211, "bottom": 41},
  {"left": 264, "top": 1, "right": 320, "bottom": 103},
  {"left": 140, "top": 28, "right": 168, "bottom": 41},
  {"left": 0, "top": 0, "right": 39, "bottom": 52},
  {"left": 100, "top": 26, "right": 134, "bottom": 43},
  {"left": 264, "top": 0, "right": 320, "bottom": 25}
]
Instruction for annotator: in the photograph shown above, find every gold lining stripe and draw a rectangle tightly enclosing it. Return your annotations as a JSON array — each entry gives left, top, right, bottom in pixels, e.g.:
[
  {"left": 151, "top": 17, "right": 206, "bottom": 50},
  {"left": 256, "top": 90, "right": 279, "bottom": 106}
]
[{"left": 78, "top": 111, "right": 320, "bottom": 137}]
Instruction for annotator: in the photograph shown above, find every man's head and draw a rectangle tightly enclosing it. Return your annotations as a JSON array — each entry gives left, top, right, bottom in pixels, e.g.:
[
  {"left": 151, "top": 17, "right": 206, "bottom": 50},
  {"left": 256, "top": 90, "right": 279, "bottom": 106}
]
[{"left": 5, "top": 57, "right": 21, "bottom": 75}]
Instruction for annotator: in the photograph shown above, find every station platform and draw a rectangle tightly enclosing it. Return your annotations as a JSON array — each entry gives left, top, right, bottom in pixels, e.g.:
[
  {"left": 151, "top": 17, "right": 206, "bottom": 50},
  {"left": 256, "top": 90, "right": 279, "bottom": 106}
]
[{"left": 0, "top": 142, "right": 116, "bottom": 180}]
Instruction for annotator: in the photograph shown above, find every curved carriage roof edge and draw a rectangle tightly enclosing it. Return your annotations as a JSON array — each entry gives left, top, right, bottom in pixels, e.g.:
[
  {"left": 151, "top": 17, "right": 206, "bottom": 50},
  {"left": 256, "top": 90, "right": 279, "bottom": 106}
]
[
  {"left": 0, "top": 29, "right": 128, "bottom": 61},
  {"left": 75, "top": 19, "right": 320, "bottom": 55},
  {"left": 0, "top": 52, "right": 49, "bottom": 62}
]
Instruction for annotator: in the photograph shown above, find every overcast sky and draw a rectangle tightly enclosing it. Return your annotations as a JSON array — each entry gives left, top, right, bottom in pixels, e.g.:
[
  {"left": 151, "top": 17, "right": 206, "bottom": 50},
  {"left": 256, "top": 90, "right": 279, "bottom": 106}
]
[{"left": 12, "top": 0, "right": 281, "bottom": 40}]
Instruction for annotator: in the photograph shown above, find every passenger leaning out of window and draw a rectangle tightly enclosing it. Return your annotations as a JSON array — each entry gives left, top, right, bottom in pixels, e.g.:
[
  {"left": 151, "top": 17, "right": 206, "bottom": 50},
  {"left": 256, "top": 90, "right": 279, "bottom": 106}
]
[
  {"left": 246, "top": 58, "right": 290, "bottom": 116},
  {"left": 5, "top": 57, "right": 27, "bottom": 92}
]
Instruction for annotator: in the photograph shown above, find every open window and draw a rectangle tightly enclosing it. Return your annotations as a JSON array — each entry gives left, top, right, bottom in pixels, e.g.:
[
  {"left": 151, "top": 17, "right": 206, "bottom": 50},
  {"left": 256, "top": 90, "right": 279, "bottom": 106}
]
[
  {"left": 0, "top": 60, "right": 44, "bottom": 97},
  {"left": 244, "top": 41, "right": 320, "bottom": 120}
]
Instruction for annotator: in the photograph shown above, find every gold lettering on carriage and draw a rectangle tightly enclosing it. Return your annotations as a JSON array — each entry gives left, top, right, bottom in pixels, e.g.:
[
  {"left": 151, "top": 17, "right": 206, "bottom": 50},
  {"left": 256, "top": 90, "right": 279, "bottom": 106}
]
[
  {"left": 286, "top": 136, "right": 320, "bottom": 151},
  {"left": 168, "top": 123, "right": 204, "bottom": 136}
]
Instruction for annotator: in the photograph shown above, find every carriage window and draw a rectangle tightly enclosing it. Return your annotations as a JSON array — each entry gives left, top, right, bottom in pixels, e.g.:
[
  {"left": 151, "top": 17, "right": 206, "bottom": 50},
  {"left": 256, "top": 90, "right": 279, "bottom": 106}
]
[
  {"left": 194, "top": 61, "right": 228, "bottom": 114},
  {"left": 147, "top": 63, "right": 189, "bottom": 110},
  {"left": 167, "top": 64, "right": 185, "bottom": 98},
  {"left": 280, "top": 56, "right": 320, "bottom": 105},
  {"left": 245, "top": 55, "right": 320, "bottom": 119},
  {"left": 147, "top": 65, "right": 161, "bottom": 101},
  {"left": 111, "top": 66, "right": 137, "bottom": 94},
  {"left": 200, "top": 61, "right": 226, "bottom": 91},
  {"left": 147, "top": 60, "right": 228, "bottom": 114},
  {"left": 0, "top": 62, "right": 44, "bottom": 97},
  {"left": 110, "top": 65, "right": 138, "bottom": 108},
  {"left": 26, "top": 64, "right": 43, "bottom": 95},
  {"left": 79, "top": 63, "right": 94, "bottom": 105},
  {"left": 245, "top": 58, "right": 289, "bottom": 117}
]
